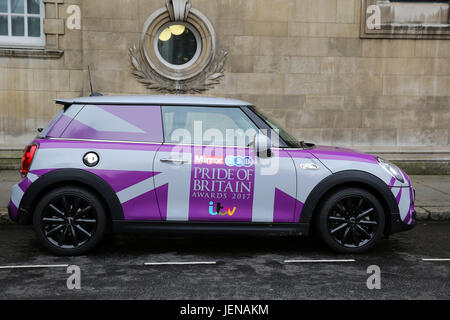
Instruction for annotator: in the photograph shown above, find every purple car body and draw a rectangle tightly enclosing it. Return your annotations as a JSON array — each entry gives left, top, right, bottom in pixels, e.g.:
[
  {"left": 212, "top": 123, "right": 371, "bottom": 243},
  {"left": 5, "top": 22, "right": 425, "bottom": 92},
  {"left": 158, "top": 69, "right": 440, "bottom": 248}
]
[{"left": 9, "top": 96, "right": 415, "bottom": 255}]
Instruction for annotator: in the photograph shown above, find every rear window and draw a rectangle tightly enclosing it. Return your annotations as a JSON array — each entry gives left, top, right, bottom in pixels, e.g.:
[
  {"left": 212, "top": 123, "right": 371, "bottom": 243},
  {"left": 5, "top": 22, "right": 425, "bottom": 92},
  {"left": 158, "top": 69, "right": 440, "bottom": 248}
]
[
  {"left": 60, "top": 105, "right": 164, "bottom": 143},
  {"left": 38, "top": 110, "right": 64, "bottom": 138},
  {"left": 42, "top": 104, "right": 84, "bottom": 138}
]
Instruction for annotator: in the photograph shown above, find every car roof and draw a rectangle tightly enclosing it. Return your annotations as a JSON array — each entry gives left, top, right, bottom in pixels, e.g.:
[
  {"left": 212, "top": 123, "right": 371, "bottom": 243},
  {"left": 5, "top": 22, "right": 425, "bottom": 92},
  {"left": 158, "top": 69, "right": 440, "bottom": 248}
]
[{"left": 55, "top": 95, "right": 254, "bottom": 107}]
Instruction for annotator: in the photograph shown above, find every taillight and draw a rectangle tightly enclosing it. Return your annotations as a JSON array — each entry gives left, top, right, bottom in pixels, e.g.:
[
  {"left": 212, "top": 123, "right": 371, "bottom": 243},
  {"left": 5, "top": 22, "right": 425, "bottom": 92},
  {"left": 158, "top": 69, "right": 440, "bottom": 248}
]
[{"left": 20, "top": 144, "right": 37, "bottom": 177}]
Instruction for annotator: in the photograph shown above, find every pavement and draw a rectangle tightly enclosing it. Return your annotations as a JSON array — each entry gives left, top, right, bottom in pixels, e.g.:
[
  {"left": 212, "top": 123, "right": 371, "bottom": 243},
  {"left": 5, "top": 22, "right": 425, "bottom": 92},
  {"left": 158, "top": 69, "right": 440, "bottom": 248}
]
[
  {"left": 1, "top": 170, "right": 449, "bottom": 223},
  {"left": 0, "top": 221, "right": 448, "bottom": 299}
]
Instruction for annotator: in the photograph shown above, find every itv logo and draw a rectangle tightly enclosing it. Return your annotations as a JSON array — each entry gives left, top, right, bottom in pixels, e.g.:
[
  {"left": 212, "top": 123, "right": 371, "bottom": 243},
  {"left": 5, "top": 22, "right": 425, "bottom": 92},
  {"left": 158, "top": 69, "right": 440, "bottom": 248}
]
[{"left": 208, "top": 201, "right": 236, "bottom": 216}]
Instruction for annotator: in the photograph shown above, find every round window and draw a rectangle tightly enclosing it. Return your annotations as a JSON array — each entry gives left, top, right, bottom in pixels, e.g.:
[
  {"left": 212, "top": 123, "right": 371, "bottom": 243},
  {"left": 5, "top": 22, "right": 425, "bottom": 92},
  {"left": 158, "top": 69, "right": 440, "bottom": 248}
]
[{"left": 155, "top": 23, "right": 201, "bottom": 69}]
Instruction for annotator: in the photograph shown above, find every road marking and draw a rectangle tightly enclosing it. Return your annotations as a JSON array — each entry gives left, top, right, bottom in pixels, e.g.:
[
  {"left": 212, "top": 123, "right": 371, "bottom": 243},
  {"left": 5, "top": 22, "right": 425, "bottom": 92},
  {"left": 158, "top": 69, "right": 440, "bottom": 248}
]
[
  {"left": 0, "top": 264, "right": 69, "bottom": 269},
  {"left": 422, "top": 258, "right": 450, "bottom": 262},
  {"left": 144, "top": 261, "right": 217, "bottom": 266},
  {"left": 284, "top": 259, "right": 356, "bottom": 263}
]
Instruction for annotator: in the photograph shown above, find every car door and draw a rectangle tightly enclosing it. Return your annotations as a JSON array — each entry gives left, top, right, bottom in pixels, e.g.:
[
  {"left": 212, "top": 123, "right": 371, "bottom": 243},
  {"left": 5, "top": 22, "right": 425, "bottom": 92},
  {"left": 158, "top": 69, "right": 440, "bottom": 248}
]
[{"left": 153, "top": 106, "right": 298, "bottom": 223}]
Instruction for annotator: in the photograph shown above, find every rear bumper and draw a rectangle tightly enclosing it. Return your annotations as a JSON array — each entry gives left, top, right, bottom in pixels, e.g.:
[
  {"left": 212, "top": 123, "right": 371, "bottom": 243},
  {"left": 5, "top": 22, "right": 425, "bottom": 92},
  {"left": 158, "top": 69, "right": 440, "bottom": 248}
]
[
  {"left": 8, "top": 202, "right": 32, "bottom": 225},
  {"left": 7, "top": 204, "right": 13, "bottom": 221},
  {"left": 7, "top": 203, "right": 22, "bottom": 224}
]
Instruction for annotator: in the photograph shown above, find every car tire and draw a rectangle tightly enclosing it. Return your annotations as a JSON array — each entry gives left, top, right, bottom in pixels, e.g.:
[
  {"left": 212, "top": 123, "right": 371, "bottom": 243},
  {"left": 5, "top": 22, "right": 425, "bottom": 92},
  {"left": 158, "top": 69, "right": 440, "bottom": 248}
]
[
  {"left": 33, "top": 186, "right": 107, "bottom": 256},
  {"left": 316, "top": 188, "right": 385, "bottom": 254}
]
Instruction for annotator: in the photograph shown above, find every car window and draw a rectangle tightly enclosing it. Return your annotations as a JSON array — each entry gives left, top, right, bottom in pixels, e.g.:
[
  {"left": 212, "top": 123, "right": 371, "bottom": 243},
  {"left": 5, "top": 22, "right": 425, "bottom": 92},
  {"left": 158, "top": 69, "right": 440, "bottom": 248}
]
[
  {"left": 251, "top": 107, "right": 302, "bottom": 148},
  {"left": 39, "top": 109, "right": 64, "bottom": 138},
  {"left": 61, "top": 105, "right": 164, "bottom": 143},
  {"left": 162, "top": 106, "right": 258, "bottom": 147},
  {"left": 44, "top": 104, "right": 85, "bottom": 138}
]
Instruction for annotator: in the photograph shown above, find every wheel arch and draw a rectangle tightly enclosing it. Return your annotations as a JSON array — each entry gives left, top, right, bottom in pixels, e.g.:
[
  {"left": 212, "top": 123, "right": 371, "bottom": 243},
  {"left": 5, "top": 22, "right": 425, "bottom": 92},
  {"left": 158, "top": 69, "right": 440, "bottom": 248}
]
[
  {"left": 18, "top": 169, "right": 124, "bottom": 225},
  {"left": 301, "top": 170, "right": 399, "bottom": 235}
]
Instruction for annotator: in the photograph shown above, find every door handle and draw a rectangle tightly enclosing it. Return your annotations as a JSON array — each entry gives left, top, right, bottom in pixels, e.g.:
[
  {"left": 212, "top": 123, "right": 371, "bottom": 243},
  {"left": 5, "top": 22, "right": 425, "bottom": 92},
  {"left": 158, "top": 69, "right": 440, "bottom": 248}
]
[{"left": 160, "top": 158, "right": 188, "bottom": 164}]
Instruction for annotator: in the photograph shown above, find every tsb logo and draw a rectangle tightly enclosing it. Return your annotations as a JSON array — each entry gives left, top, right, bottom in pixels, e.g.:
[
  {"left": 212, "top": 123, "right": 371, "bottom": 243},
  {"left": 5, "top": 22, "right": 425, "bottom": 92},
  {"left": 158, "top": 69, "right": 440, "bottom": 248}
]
[{"left": 225, "top": 156, "right": 253, "bottom": 167}]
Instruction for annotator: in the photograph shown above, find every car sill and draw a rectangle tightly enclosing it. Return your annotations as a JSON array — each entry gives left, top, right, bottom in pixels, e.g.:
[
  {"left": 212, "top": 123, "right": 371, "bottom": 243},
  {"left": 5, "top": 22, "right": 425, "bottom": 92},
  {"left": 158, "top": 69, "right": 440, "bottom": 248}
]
[{"left": 112, "top": 221, "right": 310, "bottom": 236}]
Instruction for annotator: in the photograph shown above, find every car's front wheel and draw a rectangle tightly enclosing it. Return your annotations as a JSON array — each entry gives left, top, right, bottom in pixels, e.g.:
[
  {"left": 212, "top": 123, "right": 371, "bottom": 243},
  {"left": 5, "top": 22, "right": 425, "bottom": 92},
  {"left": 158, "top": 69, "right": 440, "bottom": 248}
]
[
  {"left": 316, "top": 188, "right": 385, "bottom": 254},
  {"left": 33, "top": 186, "right": 106, "bottom": 256}
]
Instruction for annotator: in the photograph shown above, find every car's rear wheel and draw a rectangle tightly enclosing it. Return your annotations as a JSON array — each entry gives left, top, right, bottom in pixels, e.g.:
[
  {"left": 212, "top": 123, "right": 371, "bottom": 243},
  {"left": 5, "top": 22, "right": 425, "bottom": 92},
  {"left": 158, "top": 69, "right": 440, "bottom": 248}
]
[
  {"left": 316, "top": 188, "right": 385, "bottom": 254},
  {"left": 33, "top": 186, "right": 106, "bottom": 256}
]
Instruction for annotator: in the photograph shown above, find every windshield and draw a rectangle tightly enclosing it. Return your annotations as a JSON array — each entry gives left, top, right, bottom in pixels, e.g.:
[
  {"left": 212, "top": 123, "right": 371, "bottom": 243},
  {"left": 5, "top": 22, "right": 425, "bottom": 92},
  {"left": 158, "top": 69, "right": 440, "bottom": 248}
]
[{"left": 251, "top": 107, "right": 302, "bottom": 148}]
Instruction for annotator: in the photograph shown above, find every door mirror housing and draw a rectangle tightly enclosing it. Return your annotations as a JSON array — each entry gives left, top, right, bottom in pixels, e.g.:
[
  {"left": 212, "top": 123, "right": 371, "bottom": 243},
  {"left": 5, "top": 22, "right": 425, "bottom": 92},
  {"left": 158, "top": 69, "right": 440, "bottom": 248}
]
[{"left": 253, "top": 133, "right": 272, "bottom": 158}]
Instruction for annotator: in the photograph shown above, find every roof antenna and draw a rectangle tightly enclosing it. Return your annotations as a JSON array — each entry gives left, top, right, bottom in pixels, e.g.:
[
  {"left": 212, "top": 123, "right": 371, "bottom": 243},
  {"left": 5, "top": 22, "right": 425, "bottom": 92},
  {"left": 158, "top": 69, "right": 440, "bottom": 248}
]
[{"left": 88, "top": 66, "right": 103, "bottom": 97}]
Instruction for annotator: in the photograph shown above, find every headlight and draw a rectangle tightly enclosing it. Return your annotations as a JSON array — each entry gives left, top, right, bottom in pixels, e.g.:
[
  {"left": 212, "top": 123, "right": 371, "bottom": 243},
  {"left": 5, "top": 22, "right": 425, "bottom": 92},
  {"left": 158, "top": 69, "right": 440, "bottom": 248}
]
[{"left": 377, "top": 157, "right": 404, "bottom": 183}]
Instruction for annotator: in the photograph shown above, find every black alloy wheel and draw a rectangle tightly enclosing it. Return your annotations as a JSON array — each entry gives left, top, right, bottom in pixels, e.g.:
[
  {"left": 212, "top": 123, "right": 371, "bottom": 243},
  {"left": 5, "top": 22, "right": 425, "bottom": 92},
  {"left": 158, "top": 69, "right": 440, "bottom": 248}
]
[
  {"left": 33, "top": 186, "right": 106, "bottom": 255},
  {"left": 41, "top": 194, "right": 97, "bottom": 249},
  {"left": 327, "top": 196, "right": 379, "bottom": 248},
  {"left": 316, "top": 188, "right": 385, "bottom": 253}
]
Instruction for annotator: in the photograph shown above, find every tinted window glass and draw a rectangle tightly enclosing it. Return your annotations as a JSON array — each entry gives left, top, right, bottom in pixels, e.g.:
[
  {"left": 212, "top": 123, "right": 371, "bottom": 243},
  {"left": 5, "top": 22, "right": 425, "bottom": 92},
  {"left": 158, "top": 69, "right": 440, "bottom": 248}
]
[
  {"left": 251, "top": 107, "right": 301, "bottom": 148},
  {"left": 0, "top": 0, "right": 7, "bottom": 13},
  {"left": 11, "top": 16, "right": 24, "bottom": 36},
  {"left": 39, "top": 110, "right": 64, "bottom": 138},
  {"left": 28, "top": 16, "right": 40, "bottom": 37},
  {"left": 11, "top": 0, "right": 24, "bottom": 13},
  {"left": 61, "top": 105, "right": 164, "bottom": 143},
  {"left": 0, "top": 16, "right": 8, "bottom": 36},
  {"left": 43, "top": 104, "right": 85, "bottom": 138},
  {"left": 162, "top": 106, "right": 258, "bottom": 147},
  {"left": 27, "top": 0, "right": 40, "bottom": 14}
]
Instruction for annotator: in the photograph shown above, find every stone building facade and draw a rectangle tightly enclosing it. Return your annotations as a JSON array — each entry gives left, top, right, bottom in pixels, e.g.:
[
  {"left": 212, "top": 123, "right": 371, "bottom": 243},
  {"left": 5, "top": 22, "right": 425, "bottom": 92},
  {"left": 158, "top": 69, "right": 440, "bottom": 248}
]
[{"left": 0, "top": 0, "right": 449, "bottom": 159}]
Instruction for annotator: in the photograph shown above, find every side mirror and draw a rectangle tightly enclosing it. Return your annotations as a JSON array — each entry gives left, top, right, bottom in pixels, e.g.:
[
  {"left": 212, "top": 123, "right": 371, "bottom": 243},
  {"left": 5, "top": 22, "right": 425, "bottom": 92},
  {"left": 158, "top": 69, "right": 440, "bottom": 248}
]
[{"left": 253, "top": 133, "right": 272, "bottom": 158}]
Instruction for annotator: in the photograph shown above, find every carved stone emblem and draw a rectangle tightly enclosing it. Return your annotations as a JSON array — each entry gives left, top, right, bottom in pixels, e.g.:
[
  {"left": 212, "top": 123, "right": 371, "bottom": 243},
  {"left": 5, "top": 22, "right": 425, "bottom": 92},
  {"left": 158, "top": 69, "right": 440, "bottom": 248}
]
[
  {"left": 166, "top": 0, "right": 191, "bottom": 21},
  {"left": 129, "top": 0, "right": 228, "bottom": 93}
]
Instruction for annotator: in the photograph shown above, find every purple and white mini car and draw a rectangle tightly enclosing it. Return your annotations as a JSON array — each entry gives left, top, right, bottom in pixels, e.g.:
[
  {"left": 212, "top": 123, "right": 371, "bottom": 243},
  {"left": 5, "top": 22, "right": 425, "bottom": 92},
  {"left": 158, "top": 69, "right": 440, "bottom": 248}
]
[{"left": 9, "top": 96, "right": 415, "bottom": 255}]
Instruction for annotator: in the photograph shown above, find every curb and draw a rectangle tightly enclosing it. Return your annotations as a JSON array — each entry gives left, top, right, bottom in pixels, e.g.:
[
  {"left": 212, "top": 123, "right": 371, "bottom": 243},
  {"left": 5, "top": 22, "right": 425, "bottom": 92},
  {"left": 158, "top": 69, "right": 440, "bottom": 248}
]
[
  {"left": 1, "top": 207, "right": 449, "bottom": 225},
  {"left": 415, "top": 206, "right": 450, "bottom": 221}
]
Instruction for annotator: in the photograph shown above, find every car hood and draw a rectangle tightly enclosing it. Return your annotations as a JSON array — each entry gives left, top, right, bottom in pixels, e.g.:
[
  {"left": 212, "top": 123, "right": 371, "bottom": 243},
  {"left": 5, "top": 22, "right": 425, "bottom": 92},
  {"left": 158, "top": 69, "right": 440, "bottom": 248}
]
[{"left": 308, "top": 145, "right": 377, "bottom": 163}]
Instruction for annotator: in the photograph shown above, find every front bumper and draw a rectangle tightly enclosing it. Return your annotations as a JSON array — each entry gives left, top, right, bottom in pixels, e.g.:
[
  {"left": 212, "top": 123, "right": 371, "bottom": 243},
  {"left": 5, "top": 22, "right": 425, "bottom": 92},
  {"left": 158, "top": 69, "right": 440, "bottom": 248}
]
[{"left": 390, "top": 211, "right": 416, "bottom": 234}]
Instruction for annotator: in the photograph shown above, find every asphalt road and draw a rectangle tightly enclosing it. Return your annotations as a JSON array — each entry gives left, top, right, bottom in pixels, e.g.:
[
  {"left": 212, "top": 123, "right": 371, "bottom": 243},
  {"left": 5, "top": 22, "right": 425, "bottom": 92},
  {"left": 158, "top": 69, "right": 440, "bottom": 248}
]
[{"left": 0, "top": 222, "right": 448, "bottom": 300}]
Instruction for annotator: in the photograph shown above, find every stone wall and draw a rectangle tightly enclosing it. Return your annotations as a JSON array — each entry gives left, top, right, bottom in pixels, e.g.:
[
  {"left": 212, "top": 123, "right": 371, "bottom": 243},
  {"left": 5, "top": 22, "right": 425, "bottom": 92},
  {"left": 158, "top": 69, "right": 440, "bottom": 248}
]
[
  {"left": 0, "top": 0, "right": 449, "bottom": 151},
  {"left": 0, "top": 0, "right": 83, "bottom": 147}
]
